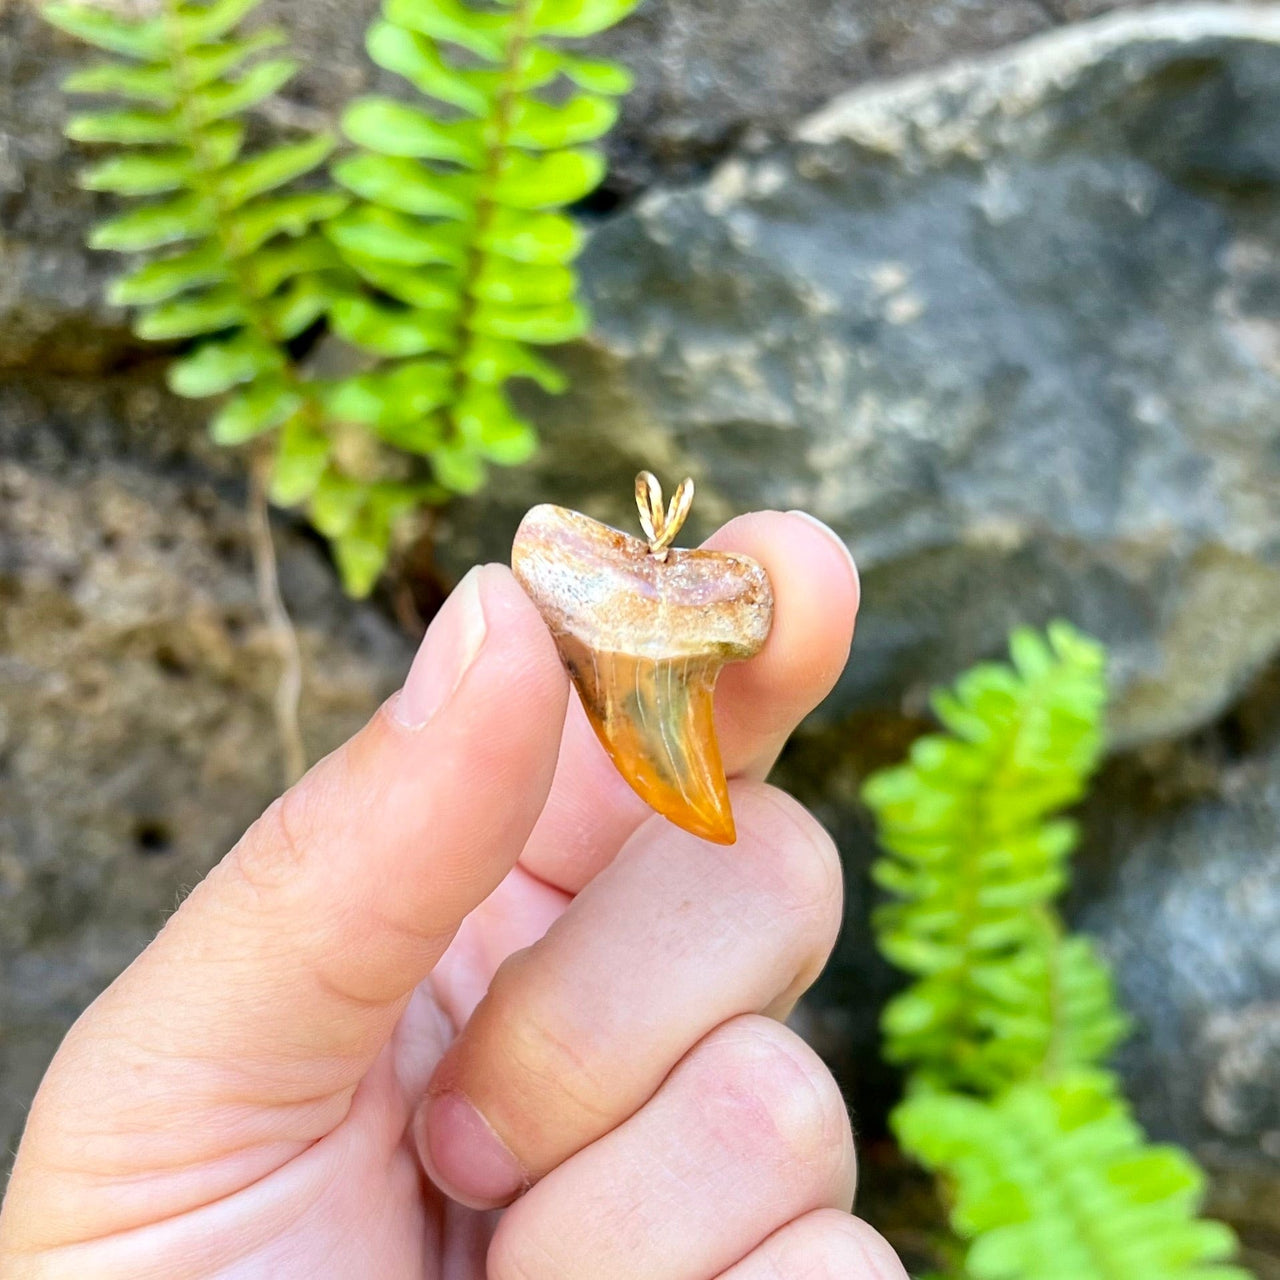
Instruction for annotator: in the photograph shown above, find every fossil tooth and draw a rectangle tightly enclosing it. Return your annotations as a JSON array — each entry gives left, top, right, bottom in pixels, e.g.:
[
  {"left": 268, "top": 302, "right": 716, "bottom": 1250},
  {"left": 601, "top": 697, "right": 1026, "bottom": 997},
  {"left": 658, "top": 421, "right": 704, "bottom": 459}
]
[{"left": 511, "top": 490, "right": 773, "bottom": 845}]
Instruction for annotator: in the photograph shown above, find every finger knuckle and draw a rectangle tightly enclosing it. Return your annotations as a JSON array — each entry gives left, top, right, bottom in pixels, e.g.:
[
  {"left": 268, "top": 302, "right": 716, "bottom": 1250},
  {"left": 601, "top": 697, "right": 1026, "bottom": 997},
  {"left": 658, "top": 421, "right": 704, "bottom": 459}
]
[
  {"left": 733, "top": 788, "right": 844, "bottom": 977},
  {"left": 687, "top": 1016, "right": 851, "bottom": 1181},
  {"left": 481, "top": 952, "right": 617, "bottom": 1129},
  {"left": 222, "top": 745, "right": 352, "bottom": 902},
  {"left": 224, "top": 793, "right": 310, "bottom": 901}
]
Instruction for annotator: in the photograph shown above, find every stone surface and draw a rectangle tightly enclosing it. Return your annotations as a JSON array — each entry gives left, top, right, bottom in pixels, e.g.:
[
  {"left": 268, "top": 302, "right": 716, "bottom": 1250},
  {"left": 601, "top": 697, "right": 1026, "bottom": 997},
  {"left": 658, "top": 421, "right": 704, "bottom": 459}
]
[
  {"left": 3, "top": 1, "right": 1280, "bottom": 1265},
  {"left": 1071, "top": 672, "right": 1280, "bottom": 1272},
  {"left": 441, "top": 4, "right": 1280, "bottom": 752},
  {"left": 0, "top": 370, "right": 413, "bottom": 1168},
  {"left": 5, "top": 0, "right": 1256, "bottom": 367}
]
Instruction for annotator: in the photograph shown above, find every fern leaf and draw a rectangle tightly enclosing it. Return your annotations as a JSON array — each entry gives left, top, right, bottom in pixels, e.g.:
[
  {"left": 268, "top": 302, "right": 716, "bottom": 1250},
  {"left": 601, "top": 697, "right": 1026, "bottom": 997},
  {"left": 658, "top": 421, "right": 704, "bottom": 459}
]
[
  {"left": 329, "top": 296, "right": 459, "bottom": 359},
  {"left": 63, "top": 59, "right": 181, "bottom": 104},
  {"left": 134, "top": 283, "right": 248, "bottom": 339},
  {"left": 168, "top": 331, "right": 282, "bottom": 396},
  {"left": 535, "top": 0, "right": 642, "bottom": 38},
  {"left": 209, "top": 378, "right": 304, "bottom": 444},
  {"left": 177, "top": 0, "right": 266, "bottom": 44},
  {"left": 341, "top": 98, "right": 486, "bottom": 165},
  {"left": 80, "top": 149, "right": 196, "bottom": 195},
  {"left": 332, "top": 153, "right": 477, "bottom": 218},
  {"left": 863, "top": 622, "right": 1110, "bottom": 1091},
  {"left": 492, "top": 147, "right": 607, "bottom": 207},
  {"left": 108, "top": 243, "right": 230, "bottom": 304},
  {"left": 50, "top": 0, "right": 416, "bottom": 582},
  {"left": 216, "top": 134, "right": 336, "bottom": 204},
  {"left": 67, "top": 106, "right": 183, "bottom": 145},
  {"left": 269, "top": 413, "right": 330, "bottom": 504},
  {"left": 325, "top": 0, "right": 637, "bottom": 538},
  {"left": 44, "top": 2, "right": 167, "bottom": 60},
  {"left": 238, "top": 235, "right": 343, "bottom": 295},
  {"left": 893, "top": 1074, "right": 1252, "bottom": 1280},
  {"left": 88, "top": 193, "right": 214, "bottom": 251}
]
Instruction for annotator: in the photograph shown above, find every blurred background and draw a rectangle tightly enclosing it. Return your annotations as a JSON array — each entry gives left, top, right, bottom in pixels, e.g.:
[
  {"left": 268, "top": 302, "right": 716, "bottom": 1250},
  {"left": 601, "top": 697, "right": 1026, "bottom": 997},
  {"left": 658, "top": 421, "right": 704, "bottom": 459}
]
[{"left": 2, "top": 0, "right": 1279, "bottom": 1272}]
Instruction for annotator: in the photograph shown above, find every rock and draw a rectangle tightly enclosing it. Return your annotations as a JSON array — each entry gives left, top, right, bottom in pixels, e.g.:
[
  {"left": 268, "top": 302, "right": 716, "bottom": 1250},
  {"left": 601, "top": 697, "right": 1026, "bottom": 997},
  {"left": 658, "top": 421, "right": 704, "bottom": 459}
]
[
  {"left": 439, "top": 4, "right": 1280, "bottom": 750},
  {"left": 0, "top": 370, "right": 413, "bottom": 1167},
  {"left": 1, "top": 3, "right": 127, "bottom": 372},
  {"left": 5, "top": 0, "right": 1242, "bottom": 368},
  {"left": 1073, "top": 677, "right": 1280, "bottom": 1270}
]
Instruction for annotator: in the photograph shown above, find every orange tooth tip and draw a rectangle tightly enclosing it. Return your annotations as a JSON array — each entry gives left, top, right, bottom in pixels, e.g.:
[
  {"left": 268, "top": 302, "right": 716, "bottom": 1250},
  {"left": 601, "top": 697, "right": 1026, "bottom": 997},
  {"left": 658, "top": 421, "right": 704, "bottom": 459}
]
[{"left": 511, "top": 495, "right": 774, "bottom": 845}]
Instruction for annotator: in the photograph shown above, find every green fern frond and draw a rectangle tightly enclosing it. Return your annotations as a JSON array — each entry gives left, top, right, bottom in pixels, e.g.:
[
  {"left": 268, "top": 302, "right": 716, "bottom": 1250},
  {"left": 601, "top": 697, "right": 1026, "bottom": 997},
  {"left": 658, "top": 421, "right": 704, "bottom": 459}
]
[
  {"left": 46, "top": 0, "right": 442, "bottom": 597},
  {"left": 53, "top": 0, "right": 637, "bottom": 595},
  {"left": 48, "top": 0, "right": 384, "bottom": 549},
  {"left": 325, "top": 0, "right": 639, "bottom": 501},
  {"left": 48, "top": 0, "right": 350, "bottom": 381},
  {"left": 894, "top": 1073, "right": 1251, "bottom": 1280},
  {"left": 863, "top": 622, "right": 1112, "bottom": 1091}
]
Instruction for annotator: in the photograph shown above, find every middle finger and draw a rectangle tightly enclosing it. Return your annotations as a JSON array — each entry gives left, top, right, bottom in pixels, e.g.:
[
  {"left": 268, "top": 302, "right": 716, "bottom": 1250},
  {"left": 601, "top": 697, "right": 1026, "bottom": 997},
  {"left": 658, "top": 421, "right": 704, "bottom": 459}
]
[{"left": 420, "top": 782, "right": 843, "bottom": 1208}]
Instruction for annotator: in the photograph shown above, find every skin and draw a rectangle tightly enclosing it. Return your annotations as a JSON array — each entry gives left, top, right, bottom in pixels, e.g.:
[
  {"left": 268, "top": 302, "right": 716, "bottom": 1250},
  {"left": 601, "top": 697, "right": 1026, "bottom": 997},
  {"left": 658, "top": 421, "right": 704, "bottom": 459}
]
[{"left": 0, "top": 511, "right": 909, "bottom": 1280}]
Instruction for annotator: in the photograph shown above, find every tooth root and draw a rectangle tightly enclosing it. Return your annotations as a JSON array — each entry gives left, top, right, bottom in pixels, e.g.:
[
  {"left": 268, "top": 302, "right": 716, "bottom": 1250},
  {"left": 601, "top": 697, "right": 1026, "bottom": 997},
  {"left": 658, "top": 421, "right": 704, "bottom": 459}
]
[{"left": 558, "top": 634, "right": 736, "bottom": 845}]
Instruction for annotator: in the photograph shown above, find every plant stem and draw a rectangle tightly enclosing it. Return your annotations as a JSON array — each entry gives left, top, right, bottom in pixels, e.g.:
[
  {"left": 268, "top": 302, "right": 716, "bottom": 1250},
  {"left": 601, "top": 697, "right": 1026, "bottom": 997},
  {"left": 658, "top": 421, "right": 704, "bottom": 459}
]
[
  {"left": 249, "top": 448, "right": 307, "bottom": 787},
  {"left": 444, "top": 0, "right": 537, "bottom": 432},
  {"left": 159, "top": 0, "right": 313, "bottom": 782}
]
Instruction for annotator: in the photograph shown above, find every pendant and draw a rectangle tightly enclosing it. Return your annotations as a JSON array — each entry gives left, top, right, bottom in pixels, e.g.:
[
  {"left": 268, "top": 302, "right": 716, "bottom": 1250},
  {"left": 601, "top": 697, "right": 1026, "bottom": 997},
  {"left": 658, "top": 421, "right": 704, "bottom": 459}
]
[{"left": 512, "top": 472, "right": 774, "bottom": 845}]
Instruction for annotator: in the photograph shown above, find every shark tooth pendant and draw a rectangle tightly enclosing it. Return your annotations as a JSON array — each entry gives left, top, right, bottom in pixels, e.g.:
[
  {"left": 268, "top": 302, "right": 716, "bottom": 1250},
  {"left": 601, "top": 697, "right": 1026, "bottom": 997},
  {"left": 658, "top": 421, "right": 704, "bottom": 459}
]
[{"left": 512, "top": 472, "right": 774, "bottom": 844}]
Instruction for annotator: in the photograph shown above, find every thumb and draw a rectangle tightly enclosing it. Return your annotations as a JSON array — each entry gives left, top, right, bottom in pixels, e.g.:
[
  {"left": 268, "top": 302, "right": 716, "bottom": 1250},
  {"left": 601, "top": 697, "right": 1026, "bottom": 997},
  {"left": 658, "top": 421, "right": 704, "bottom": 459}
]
[{"left": 5, "top": 564, "right": 567, "bottom": 1248}]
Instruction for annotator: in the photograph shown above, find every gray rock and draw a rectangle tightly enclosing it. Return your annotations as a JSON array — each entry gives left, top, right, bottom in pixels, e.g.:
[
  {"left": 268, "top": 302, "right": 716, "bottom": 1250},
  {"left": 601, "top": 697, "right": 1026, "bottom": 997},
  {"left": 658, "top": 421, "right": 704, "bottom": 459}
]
[
  {"left": 1074, "top": 702, "right": 1280, "bottom": 1266},
  {"left": 0, "top": 371, "right": 413, "bottom": 1167},
  {"left": 439, "top": 4, "right": 1280, "bottom": 750},
  {"left": 6, "top": 0, "right": 1251, "bottom": 367}
]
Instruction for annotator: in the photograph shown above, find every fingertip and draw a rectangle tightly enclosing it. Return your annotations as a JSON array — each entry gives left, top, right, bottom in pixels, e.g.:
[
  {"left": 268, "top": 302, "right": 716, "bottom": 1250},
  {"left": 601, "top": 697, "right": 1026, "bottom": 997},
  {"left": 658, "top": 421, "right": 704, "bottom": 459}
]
[
  {"left": 783, "top": 510, "right": 861, "bottom": 611},
  {"left": 391, "top": 562, "right": 564, "bottom": 730},
  {"left": 728, "top": 781, "right": 841, "bottom": 866},
  {"left": 704, "top": 511, "right": 859, "bottom": 759},
  {"left": 417, "top": 1090, "right": 528, "bottom": 1211},
  {"left": 472, "top": 561, "right": 567, "bottom": 692}
]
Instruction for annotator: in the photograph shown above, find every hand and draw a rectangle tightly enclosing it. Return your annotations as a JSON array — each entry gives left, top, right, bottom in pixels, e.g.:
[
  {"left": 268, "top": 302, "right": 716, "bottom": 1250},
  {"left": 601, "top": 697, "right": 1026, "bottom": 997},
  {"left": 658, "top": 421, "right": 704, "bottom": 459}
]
[{"left": 0, "top": 511, "right": 907, "bottom": 1280}]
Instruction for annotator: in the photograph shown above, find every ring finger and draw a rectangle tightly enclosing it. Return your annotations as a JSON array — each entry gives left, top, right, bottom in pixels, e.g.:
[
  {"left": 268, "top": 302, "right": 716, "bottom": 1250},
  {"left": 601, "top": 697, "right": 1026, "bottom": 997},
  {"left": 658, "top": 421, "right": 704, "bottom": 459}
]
[{"left": 487, "top": 1015, "right": 856, "bottom": 1280}]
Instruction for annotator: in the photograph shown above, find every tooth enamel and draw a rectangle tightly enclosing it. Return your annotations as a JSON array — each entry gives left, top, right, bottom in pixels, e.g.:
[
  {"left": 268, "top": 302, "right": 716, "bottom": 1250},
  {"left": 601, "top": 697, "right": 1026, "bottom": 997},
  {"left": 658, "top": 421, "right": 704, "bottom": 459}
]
[{"left": 512, "top": 503, "right": 774, "bottom": 844}]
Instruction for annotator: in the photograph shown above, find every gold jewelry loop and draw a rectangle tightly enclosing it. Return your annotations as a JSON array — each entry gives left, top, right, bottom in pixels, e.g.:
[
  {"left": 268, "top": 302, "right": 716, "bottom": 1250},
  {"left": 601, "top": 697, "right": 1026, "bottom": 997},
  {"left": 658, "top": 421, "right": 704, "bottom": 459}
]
[
  {"left": 635, "top": 471, "right": 695, "bottom": 561},
  {"left": 635, "top": 470, "right": 664, "bottom": 547}
]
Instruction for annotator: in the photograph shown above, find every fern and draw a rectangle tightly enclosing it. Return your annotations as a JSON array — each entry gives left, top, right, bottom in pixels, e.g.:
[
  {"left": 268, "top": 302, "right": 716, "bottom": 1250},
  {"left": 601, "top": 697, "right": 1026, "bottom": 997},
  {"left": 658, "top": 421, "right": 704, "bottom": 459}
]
[
  {"left": 45, "top": 0, "right": 442, "bottom": 596},
  {"left": 323, "top": 0, "right": 638, "bottom": 502},
  {"left": 864, "top": 623, "right": 1252, "bottom": 1279},
  {"left": 863, "top": 621, "right": 1120, "bottom": 1092},
  {"left": 46, "top": 0, "right": 350, "bottom": 463},
  {"left": 49, "top": 0, "right": 639, "bottom": 597},
  {"left": 894, "top": 1074, "right": 1251, "bottom": 1280}
]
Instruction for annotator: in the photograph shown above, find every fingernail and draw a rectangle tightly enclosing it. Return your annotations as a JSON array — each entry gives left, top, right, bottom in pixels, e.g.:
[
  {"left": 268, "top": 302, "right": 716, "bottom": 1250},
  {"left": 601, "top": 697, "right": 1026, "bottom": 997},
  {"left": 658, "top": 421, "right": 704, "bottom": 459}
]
[
  {"left": 420, "top": 1091, "right": 527, "bottom": 1207},
  {"left": 786, "top": 510, "right": 860, "bottom": 591},
  {"left": 393, "top": 567, "right": 488, "bottom": 729}
]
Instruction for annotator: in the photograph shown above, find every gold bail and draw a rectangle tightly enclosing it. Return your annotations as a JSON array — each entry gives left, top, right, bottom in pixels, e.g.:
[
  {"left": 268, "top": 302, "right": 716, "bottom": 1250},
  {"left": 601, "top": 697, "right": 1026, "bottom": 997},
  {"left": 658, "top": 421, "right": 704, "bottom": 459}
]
[{"left": 635, "top": 471, "right": 694, "bottom": 561}]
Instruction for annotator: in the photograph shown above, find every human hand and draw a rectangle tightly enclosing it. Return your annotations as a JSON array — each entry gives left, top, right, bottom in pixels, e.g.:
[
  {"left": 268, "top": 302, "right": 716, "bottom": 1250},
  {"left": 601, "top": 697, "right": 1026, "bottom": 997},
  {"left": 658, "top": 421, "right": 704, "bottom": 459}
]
[{"left": 0, "top": 511, "right": 907, "bottom": 1280}]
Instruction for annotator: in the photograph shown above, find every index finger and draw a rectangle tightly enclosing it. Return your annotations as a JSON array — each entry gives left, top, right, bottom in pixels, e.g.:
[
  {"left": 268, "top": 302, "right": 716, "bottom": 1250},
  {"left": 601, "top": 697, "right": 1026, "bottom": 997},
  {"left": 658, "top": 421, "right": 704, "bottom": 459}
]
[{"left": 518, "top": 510, "right": 859, "bottom": 893}]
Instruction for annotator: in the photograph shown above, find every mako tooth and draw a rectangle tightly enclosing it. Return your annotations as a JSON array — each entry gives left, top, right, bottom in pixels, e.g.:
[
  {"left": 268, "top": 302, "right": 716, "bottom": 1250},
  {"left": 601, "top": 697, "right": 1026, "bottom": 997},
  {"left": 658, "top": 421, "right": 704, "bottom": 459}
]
[{"left": 511, "top": 492, "right": 773, "bottom": 845}]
